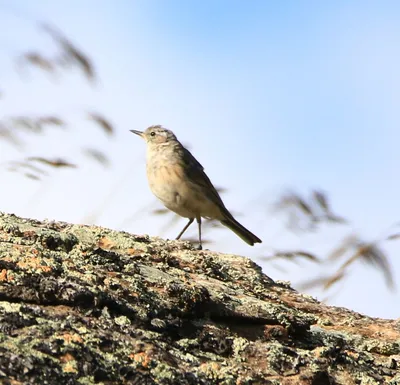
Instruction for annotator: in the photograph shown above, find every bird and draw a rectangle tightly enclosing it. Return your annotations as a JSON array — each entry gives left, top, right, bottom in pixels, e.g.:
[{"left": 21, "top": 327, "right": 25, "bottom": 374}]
[{"left": 130, "top": 125, "right": 262, "bottom": 249}]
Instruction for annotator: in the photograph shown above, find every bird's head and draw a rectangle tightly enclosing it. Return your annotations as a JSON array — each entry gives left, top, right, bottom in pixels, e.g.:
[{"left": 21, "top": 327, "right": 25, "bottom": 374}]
[{"left": 130, "top": 125, "right": 177, "bottom": 145}]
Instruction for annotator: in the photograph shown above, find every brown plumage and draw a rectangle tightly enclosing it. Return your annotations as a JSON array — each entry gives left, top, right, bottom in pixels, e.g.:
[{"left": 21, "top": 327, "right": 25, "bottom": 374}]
[{"left": 130, "top": 125, "right": 262, "bottom": 249}]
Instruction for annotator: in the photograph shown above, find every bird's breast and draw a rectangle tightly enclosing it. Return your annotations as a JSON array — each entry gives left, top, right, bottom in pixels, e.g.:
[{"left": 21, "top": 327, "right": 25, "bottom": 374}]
[
  {"left": 145, "top": 147, "right": 223, "bottom": 219},
  {"left": 146, "top": 159, "right": 193, "bottom": 216}
]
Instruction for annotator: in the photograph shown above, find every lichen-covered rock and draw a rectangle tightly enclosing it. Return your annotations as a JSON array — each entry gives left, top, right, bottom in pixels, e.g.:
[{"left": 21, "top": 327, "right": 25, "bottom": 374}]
[{"left": 0, "top": 212, "right": 399, "bottom": 384}]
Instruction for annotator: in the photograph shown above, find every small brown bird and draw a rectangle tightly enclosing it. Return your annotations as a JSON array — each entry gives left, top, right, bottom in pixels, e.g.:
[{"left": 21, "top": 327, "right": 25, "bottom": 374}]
[{"left": 130, "top": 125, "right": 262, "bottom": 249}]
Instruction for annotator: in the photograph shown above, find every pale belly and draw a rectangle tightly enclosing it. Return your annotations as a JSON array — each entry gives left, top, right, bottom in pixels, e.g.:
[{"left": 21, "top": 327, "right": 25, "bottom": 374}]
[{"left": 146, "top": 164, "right": 222, "bottom": 219}]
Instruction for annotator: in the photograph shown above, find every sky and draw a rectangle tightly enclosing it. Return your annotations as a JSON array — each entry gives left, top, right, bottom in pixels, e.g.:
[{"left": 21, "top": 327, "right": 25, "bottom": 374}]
[{"left": 0, "top": 0, "right": 400, "bottom": 318}]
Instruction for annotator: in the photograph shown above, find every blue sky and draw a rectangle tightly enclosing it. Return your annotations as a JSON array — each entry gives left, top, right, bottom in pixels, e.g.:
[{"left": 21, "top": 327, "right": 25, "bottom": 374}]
[{"left": 1, "top": 0, "right": 400, "bottom": 318}]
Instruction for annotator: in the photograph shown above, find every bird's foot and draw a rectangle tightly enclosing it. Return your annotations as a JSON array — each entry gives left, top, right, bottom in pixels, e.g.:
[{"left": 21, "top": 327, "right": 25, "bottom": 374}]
[{"left": 197, "top": 244, "right": 203, "bottom": 250}]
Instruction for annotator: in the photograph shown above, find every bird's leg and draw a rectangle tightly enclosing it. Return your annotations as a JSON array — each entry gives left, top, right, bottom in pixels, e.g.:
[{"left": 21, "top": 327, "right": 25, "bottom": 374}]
[
  {"left": 196, "top": 216, "right": 202, "bottom": 250},
  {"left": 176, "top": 218, "right": 194, "bottom": 240}
]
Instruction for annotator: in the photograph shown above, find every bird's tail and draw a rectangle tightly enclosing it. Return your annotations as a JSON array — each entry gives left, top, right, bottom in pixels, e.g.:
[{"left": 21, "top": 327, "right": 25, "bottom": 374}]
[{"left": 220, "top": 216, "right": 262, "bottom": 246}]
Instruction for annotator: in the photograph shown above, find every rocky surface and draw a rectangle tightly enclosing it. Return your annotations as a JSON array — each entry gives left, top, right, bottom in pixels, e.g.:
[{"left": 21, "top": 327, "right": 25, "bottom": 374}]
[{"left": 0, "top": 212, "right": 399, "bottom": 384}]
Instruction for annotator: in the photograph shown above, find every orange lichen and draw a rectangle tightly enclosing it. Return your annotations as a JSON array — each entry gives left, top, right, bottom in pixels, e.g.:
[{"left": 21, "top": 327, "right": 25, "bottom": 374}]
[
  {"left": 16, "top": 257, "right": 52, "bottom": 272},
  {"left": 0, "top": 269, "right": 8, "bottom": 281},
  {"left": 130, "top": 352, "right": 151, "bottom": 368},
  {"left": 62, "top": 333, "right": 83, "bottom": 344},
  {"left": 60, "top": 353, "right": 75, "bottom": 363},
  {"left": 60, "top": 353, "right": 78, "bottom": 373},
  {"left": 98, "top": 237, "right": 115, "bottom": 250}
]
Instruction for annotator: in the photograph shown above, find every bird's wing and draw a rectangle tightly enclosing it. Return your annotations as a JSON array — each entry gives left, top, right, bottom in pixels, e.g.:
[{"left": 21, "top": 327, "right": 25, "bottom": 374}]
[
  {"left": 182, "top": 146, "right": 205, "bottom": 171},
  {"left": 182, "top": 147, "right": 232, "bottom": 217}
]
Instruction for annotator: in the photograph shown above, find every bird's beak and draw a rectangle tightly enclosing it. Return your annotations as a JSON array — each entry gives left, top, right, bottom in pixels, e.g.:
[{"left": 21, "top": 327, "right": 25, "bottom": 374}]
[{"left": 130, "top": 129, "right": 144, "bottom": 138}]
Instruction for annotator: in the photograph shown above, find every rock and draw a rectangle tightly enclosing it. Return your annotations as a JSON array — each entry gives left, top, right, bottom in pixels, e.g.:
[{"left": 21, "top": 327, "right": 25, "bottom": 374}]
[{"left": 0, "top": 212, "right": 398, "bottom": 384}]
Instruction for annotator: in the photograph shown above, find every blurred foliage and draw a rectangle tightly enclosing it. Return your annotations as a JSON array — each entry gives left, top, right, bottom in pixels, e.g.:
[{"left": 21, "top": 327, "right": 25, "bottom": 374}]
[
  {"left": 270, "top": 189, "right": 396, "bottom": 296},
  {"left": 1, "top": 21, "right": 113, "bottom": 181},
  {"left": 273, "top": 190, "right": 347, "bottom": 232}
]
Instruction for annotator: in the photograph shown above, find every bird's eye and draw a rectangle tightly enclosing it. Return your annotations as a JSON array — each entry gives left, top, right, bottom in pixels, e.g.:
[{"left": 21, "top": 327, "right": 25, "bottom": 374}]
[{"left": 150, "top": 132, "right": 156, "bottom": 137}]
